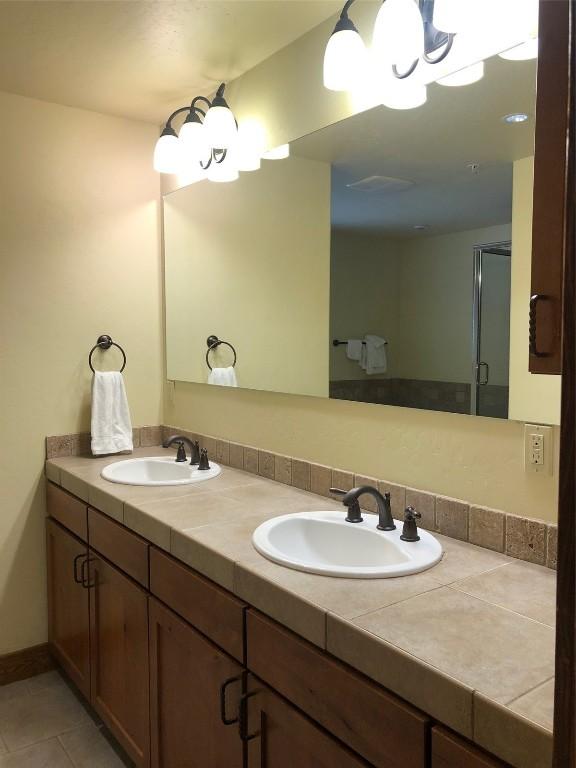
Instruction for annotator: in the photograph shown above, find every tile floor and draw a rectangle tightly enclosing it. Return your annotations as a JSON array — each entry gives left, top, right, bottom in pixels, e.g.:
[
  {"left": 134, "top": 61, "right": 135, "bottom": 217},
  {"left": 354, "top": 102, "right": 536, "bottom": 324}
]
[{"left": 0, "top": 670, "right": 131, "bottom": 767}]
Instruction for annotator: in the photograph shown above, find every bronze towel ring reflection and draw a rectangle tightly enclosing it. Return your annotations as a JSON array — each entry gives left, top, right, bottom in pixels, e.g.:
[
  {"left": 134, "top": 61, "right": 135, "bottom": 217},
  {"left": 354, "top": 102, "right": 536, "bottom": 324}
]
[
  {"left": 206, "top": 335, "right": 237, "bottom": 371},
  {"left": 89, "top": 334, "right": 127, "bottom": 373}
]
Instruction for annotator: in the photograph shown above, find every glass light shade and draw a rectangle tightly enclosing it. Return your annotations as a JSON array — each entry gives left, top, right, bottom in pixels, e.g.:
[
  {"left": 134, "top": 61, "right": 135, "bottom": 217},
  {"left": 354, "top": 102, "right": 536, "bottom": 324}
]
[
  {"left": 433, "top": 0, "right": 473, "bottom": 33},
  {"left": 203, "top": 105, "right": 237, "bottom": 149},
  {"left": 206, "top": 150, "right": 239, "bottom": 183},
  {"left": 236, "top": 122, "right": 265, "bottom": 172},
  {"left": 153, "top": 132, "right": 181, "bottom": 173},
  {"left": 437, "top": 61, "right": 484, "bottom": 87},
  {"left": 179, "top": 120, "right": 209, "bottom": 162},
  {"left": 323, "top": 29, "right": 368, "bottom": 91},
  {"left": 499, "top": 38, "right": 538, "bottom": 60},
  {"left": 380, "top": 79, "right": 427, "bottom": 109},
  {"left": 494, "top": 0, "right": 539, "bottom": 40},
  {"left": 177, "top": 162, "right": 206, "bottom": 186},
  {"left": 262, "top": 144, "right": 290, "bottom": 160},
  {"left": 373, "top": 0, "right": 424, "bottom": 67}
]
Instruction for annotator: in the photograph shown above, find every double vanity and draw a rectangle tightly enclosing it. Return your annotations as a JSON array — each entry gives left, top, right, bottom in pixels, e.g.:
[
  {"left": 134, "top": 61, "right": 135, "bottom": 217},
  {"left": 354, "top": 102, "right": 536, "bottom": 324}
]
[
  {"left": 102, "top": 448, "right": 443, "bottom": 579},
  {"left": 45, "top": 443, "right": 554, "bottom": 768}
]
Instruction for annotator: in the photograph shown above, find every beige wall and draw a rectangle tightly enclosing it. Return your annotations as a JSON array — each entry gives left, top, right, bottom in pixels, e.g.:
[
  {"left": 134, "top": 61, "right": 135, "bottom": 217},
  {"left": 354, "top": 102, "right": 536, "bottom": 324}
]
[
  {"left": 163, "top": 17, "right": 559, "bottom": 526},
  {"left": 396, "top": 224, "right": 512, "bottom": 384},
  {"left": 164, "top": 155, "right": 330, "bottom": 397},
  {"left": 509, "top": 156, "right": 561, "bottom": 424},
  {"left": 0, "top": 91, "right": 162, "bottom": 655},
  {"left": 330, "top": 230, "right": 400, "bottom": 380}
]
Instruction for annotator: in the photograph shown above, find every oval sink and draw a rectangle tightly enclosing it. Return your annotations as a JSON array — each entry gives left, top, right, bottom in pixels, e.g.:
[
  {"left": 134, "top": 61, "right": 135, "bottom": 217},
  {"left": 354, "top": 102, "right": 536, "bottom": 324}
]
[
  {"left": 252, "top": 511, "right": 442, "bottom": 578},
  {"left": 101, "top": 457, "right": 221, "bottom": 486}
]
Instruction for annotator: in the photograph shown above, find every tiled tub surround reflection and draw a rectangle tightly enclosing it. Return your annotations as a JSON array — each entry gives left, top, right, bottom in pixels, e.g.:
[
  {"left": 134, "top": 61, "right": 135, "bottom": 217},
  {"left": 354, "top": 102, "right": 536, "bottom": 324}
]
[
  {"left": 46, "top": 426, "right": 558, "bottom": 571},
  {"left": 46, "top": 442, "right": 557, "bottom": 768},
  {"left": 329, "top": 378, "right": 509, "bottom": 419}
]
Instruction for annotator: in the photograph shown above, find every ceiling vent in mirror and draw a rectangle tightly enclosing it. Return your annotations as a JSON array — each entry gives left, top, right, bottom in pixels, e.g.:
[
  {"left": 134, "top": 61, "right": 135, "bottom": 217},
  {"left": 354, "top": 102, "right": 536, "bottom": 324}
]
[{"left": 346, "top": 175, "right": 414, "bottom": 194}]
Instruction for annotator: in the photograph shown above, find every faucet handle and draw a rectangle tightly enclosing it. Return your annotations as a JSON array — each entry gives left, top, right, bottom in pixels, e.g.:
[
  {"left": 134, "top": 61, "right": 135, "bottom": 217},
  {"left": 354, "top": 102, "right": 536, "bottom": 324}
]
[
  {"left": 175, "top": 442, "right": 187, "bottom": 463},
  {"left": 198, "top": 448, "right": 211, "bottom": 471},
  {"left": 329, "top": 487, "right": 347, "bottom": 496},
  {"left": 400, "top": 507, "right": 421, "bottom": 542}
]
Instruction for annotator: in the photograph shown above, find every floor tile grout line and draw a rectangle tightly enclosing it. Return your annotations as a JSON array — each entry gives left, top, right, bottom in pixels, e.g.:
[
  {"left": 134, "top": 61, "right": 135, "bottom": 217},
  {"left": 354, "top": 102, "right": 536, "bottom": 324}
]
[
  {"left": 445, "top": 583, "right": 556, "bottom": 630},
  {"left": 504, "top": 675, "right": 556, "bottom": 707},
  {"left": 1, "top": 733, "right": 74, "bottom": 758},
  {"left": 57, "top": 730, "right": 83, "bottom": 768}
]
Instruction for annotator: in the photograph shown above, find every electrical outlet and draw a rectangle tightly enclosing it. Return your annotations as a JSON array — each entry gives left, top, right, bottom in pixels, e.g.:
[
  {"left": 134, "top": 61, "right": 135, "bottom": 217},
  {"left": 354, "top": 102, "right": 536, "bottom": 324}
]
[{"left": 524, "top": 424, "right": 553, "bottom": 475}]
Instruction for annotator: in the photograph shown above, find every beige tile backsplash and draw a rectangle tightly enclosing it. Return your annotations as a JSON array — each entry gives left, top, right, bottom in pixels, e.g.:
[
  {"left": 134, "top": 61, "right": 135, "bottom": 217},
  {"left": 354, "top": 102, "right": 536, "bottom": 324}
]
[{"left": 46, "top": 424, "right": 558, "bottom": 571}]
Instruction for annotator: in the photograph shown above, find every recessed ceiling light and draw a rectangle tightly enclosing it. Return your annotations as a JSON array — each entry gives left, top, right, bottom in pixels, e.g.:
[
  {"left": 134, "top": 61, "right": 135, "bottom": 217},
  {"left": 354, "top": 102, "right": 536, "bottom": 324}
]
[{"left": 502, "top": 113, "right": 530, "bottom": 125}]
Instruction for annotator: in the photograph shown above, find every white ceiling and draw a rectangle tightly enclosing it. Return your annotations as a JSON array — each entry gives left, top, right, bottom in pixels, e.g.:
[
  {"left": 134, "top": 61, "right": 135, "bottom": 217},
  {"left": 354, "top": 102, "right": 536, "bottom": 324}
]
[
  {"left": 0, "top": 1, "right": 341, "bottom": 124},
  {"left": 293, "top": 56, "right": 537, "bottom": 237}
]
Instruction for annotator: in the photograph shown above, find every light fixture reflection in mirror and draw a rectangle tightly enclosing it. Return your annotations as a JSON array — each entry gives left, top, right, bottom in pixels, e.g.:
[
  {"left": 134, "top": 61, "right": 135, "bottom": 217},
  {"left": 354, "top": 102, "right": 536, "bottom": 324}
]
[
  {"left": 372, "top": 0, "right": 425, "bottom": 68},
  {"left": 262, "top": 144, "right": 290, "bottom": 160},
  {"left": 437, "top": 61, "right": 484, "bottom": 87}
]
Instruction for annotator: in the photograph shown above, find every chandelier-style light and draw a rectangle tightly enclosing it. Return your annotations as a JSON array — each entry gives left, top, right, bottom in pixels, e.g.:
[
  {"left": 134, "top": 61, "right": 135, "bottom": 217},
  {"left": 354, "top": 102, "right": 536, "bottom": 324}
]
[
  {"left": 153, "top": 83, "right": 288, "bottom": 182},
  {"left": 323, "top": 0, "right": 539, "bottom": 107}
]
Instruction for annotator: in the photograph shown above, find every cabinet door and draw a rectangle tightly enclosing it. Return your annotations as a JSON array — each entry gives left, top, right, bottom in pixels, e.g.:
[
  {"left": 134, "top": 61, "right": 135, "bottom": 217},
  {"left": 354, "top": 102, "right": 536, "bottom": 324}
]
[
  {"left": 530, "top": 0, "right": 570, "bottom": 373},
  {"left": 245, "top": 678, "right": 371, "bottom": 768},
  {"left": 46, "top": 519, "right": 90, "bottom": 699},
  {"left": 88, "top": 551, "right": 150, "bottom": 767},
  {"left": 431, "top": 727, "right": 509, "bottom": 768},
  {"left": 149, "top": 597, "right": 244, "bottom": 768}
]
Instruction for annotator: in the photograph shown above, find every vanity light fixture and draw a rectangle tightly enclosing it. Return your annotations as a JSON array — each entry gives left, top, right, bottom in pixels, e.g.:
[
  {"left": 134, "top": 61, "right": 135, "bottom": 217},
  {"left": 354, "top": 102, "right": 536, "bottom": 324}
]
[
  {"left": 154, "top": 83, "right": 288, "bottom": 181},
  {"left": 262, "top": 144, "right": 290, "bottom": 160},
  {"left": 499, "top": 38, "right": 538, "bottom": 61},
  {"left": 323, "top": 0, "right": 368, "bottom": 91},
  {"left": 437, "top": 60, "right": 484, "bottom": 86},
  {"left": 324, "top": 0, "right": 538, "bottom": 103},
  {"left": 501, "top": 112, "right": 529, "bottom": 124}
]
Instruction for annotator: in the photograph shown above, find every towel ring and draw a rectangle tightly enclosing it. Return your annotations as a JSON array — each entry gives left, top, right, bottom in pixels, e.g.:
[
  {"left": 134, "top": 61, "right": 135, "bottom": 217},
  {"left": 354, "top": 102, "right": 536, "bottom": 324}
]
[
  {"left": 89, "top": 334, "right": 127, "bottom": 373},
  {"left": 206, "top": 335, "right": 237, "bottom": 371}
]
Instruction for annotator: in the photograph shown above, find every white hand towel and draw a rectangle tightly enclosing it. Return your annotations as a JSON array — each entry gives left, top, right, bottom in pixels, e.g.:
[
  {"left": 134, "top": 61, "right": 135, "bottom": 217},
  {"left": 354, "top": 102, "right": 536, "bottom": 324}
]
[
  {"left": 91, "top": 371, "right": 133, "bottom": 455},
  {"left": 363, "top": 335, "right": 388, "bottom": 375},
  {"left": 346, "top": 340, "right": 363, "bottom": 361},
  {"left": 208, "top": 366, "right": 238, "bottom": 387}
]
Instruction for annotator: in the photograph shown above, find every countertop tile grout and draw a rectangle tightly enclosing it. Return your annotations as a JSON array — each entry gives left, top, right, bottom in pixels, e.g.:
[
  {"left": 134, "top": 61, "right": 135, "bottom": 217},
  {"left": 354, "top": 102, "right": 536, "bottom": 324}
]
[
  {"left": 446, "top": 583, "right": 556, "bottom": 630},
  {"left": 504, "top": 675, "right": 556, "bottom": 708},
  {"left": 45, "top": 450, "right": 556, "bottom": 764}
]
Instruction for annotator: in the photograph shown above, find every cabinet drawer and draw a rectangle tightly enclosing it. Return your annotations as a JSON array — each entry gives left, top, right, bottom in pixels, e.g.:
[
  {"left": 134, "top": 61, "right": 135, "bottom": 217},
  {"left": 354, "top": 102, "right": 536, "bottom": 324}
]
[
  {"left": 47, "top": 482, "right": 88, "bottom": 541},
  {"left": 150, "top": 548, "right": 245, "bottom": 662},
  {"left": 432, "top": 727, "right": 509, "bottom": 768},
  {"left": 246, "top": 610, "right": 429, "bottom": 768},
  {"left": 88, "top": 508, "right": 149, "bottom": 588}
]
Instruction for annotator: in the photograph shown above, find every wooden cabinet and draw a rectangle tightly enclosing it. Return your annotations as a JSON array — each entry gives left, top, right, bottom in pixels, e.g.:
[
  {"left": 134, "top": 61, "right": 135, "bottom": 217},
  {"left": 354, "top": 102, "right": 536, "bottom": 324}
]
[
  {"left": 530, "top": 0, "right": 571, "bottom": 373},
  {"left": 88, "top": 552, "right": 150, "bottom": 767},
  {"left": 47, "top": 482, "right": 88, "bottom": 542},
  {"left": 431, "top": 727, "right": 509, "bottom": 768},
  {"left": 46, "top": 485, "right": 519, "bottom": 768},
  {"left": 149, "top": 547, "right": 246, "bottom": 662},
  {"left": 46, "top": 519, "right": 90, "bottom": 699},
  {"left": 245, "top": 678, "right": 371, "bottom": 768},
  {"left": 88, "top": 507, "right": 149, "bottom": 588},
  {"left": 246, "top": 610, "right": 428, "bottom": 768},
  {"left": 148, "top": 597, "right": 244, "bottom": 768}
]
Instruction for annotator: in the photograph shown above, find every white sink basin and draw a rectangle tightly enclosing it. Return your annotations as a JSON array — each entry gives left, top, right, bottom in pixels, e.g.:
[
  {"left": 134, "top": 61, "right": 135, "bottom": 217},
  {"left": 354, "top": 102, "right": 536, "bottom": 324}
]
[
  {"left": 252, "top": 511, "right": 443, "bottom": 578},
  {"left": 101, "top": 457, "right": 221, "bottom": 486}
]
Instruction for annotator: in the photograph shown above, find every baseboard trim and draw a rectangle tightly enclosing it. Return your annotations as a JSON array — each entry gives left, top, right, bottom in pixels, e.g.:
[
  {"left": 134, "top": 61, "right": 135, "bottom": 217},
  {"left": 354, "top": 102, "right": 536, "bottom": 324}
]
[{"left": 0, "top": 643, "right": 55, "bottom": 687}]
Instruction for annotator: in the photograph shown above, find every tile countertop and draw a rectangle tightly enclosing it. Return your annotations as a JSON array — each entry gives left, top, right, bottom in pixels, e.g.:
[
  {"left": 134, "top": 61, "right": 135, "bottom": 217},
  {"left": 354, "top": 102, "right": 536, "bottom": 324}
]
[{"left": 46, "top": 448, "right": 556, "bottom": 768}]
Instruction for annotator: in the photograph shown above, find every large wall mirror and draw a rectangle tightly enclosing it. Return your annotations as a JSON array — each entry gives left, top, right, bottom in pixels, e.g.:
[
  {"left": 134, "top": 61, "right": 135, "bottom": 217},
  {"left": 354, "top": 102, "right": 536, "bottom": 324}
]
[{"left": 164, "top": 53, "right": 545, "bottom": 421}]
